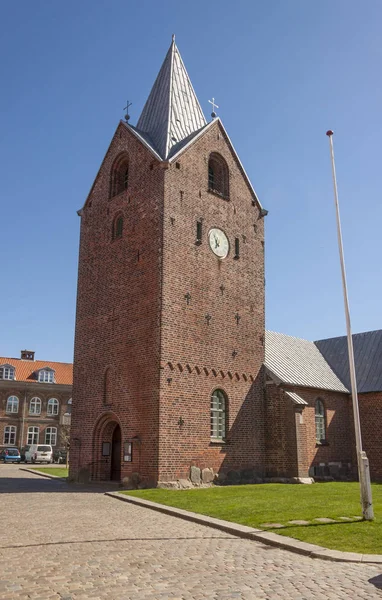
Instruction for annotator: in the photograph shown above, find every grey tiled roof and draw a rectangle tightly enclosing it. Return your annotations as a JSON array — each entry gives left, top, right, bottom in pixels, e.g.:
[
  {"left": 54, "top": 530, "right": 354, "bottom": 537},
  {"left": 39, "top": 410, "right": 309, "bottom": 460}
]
[
  {"left": 284, "top": 391, "right": 308, "bottom": 405},
  {"left": 265, "top": 331, "right": 349, "bottom": 393},
  {"left": 136, "top": 40, "right": 207, "bottom": 160},
  {"left": 315, "top": 330, "right": 382, "bottom": 393}
]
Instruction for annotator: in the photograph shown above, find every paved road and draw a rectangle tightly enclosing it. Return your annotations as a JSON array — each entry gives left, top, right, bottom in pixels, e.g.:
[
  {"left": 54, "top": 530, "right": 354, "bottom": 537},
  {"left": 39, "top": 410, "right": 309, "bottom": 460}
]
[{"left": 1, "top": 465, "right": 382, "bottom": 600}]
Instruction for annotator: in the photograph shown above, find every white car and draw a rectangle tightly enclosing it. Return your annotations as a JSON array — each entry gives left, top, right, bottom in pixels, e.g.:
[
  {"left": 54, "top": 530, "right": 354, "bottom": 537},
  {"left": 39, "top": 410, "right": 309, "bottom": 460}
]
[{"left": 25, "top": 445, "right": 53, "bottom": 464}]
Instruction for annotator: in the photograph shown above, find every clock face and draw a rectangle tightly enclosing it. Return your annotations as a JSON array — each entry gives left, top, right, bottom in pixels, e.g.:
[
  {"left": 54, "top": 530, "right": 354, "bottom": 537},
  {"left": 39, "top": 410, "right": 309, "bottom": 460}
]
[{"left": 209, "top": 228, "right": 229, "bottom": 259}]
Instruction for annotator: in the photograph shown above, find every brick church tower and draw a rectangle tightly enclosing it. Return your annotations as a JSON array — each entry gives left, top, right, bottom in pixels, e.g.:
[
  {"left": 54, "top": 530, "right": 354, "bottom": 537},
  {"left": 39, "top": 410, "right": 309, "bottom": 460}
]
[{"left": 70, "top": 39, "right": 267, "bottom": 485}]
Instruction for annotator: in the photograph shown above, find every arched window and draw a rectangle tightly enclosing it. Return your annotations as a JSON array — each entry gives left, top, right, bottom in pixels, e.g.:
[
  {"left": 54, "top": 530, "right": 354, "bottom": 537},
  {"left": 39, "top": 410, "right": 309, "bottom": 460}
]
[
  {"left": 29, "top": 397, "right": 41, "bottom": 415},
  {"left": 103, "top": 367, "right": 113, "bottom": 405},
  {"left": 112, "top": 214, "right": 124, "bottom": 240},
  {"left": 315, "top": 399, "right": 326, "bottom": 443},
  {"left": 47, "top": 398, "right": 59, "bottom": 416},
  {"left": 110, "top": 153, "right": 129, "bottom": 198},
  {"left": 211, "top": 389, "right": 227, "bottom": 440},
  {"left": 6, "top": 396, "right": 19, "bottom": 414},
  {"left": 208, "top": 153, "right": 229, "bottom": 198}
]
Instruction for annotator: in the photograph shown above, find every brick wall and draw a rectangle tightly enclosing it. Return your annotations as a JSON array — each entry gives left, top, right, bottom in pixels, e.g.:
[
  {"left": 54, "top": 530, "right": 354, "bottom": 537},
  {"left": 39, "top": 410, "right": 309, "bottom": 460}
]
[
  {"left": 359, "top": 392, "right": 382, "bottom": 480},
  {"left": 70, "top": 122, "right": 164, "bottom": 483},
  {"left": 158, "top": 120, "right": 265, "bottom": 480},
  {"left": 264, "top": 382, "right": 300, "bottom": 477},
  {"left": 264, "top": 382, "right": 353, "bottom": 479},
  {"left": 71, "top": 118, "right": 266, "bottom": 484}
]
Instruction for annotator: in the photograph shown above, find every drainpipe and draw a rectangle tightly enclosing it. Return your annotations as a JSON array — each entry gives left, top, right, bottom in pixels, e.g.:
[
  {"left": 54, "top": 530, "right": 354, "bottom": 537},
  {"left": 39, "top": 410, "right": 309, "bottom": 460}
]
[{"left": 20, "top": 384, "right": 27, "bottom": 448}]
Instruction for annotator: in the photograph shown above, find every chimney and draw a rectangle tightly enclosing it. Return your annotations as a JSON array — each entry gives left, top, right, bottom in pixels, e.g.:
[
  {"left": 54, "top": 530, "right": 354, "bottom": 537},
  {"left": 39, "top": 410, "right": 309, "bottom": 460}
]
[{"left": 21, "top": 350, "right": 35, "bottom": 361}]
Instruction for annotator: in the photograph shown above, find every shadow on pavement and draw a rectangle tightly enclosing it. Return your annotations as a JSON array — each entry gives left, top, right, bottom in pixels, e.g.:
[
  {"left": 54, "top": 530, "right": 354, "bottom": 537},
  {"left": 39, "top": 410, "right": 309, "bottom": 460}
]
[
  {"left": 0, "top": 473, "right": 122, "bottom": 494},
  {"left": 369, "top": 575, "right": 382, "bottom": 589}
]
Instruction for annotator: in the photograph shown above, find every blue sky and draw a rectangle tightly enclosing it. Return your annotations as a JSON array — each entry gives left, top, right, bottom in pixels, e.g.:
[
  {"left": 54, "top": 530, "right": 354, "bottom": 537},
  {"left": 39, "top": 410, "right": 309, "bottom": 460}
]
[{"left": 1, "top": 1, "right": 381, "bottom": 362}]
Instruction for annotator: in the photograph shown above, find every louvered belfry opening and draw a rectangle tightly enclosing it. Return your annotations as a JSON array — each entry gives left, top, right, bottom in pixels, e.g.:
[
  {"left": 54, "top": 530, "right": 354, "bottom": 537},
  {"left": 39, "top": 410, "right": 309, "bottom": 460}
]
[
  {"left": 208, "top": 153, "right": 229, "bottom": 198},
  {"left": 110, "top": 153, "right": 129, "bottom": 198}
]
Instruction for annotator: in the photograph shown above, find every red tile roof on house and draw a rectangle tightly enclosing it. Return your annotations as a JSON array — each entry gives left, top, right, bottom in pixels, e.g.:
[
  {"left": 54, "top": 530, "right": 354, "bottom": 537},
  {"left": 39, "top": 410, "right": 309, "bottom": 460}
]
[{"left": 0, "top": 357, "right": 73, "bottom": 385}]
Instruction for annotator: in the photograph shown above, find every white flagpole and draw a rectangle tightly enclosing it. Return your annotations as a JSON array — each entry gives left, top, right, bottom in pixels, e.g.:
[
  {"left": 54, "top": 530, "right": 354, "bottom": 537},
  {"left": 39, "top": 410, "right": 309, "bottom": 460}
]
[{"left": 326, "top": 130, "right": 374, "bottom": 520}]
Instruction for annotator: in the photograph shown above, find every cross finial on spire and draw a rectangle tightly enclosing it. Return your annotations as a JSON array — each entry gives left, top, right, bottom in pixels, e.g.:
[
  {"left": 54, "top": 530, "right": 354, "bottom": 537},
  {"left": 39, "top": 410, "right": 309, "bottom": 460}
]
[
  {"left": 208, "top": 97, "right": 219, "bottom": 119},
  {"left": 172, "top": 33, "right": 175, "bottom": 42},
  {"left": 123, "top": 100, "right": 132, "bottom": 122}
]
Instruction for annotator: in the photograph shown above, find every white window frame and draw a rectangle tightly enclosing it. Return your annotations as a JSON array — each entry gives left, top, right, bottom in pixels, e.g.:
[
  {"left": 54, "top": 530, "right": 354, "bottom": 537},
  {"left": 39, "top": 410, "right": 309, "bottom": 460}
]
[
  {"left": 38, "top": 369, "right": 55, "bottom": 383},
  {"left": 4, "top": 426, "right": 17, "bottom": 445},
  {"left": 45, "top": 427, "right": 57, "bottom": 446},
  {"left": 315, "top": 399, "right": 326, "bottom": 443},
  {"left": 0, "top": 364, "right": 15, "bottom": 380},
  {"left": 6, "top": 395, "right": 19, "bottom": 414},
  {"left": 210, "top": 389, "right": 227, "bottom": 441},
  {"left": 47, "top": 398, "right": 59, "bottom": 416},
  {"left": 29, "top": 397, "right": 42, "bottom": 415},
  {"left": 27, "top": 426, "right": 39, "bottom": 445}
]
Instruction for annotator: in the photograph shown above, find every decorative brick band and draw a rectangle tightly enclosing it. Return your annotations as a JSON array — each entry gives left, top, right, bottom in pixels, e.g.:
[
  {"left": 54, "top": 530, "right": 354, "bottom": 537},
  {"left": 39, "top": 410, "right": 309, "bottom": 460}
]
[{"left": 161, "top": 361, "right": 255, "bottom": 382}]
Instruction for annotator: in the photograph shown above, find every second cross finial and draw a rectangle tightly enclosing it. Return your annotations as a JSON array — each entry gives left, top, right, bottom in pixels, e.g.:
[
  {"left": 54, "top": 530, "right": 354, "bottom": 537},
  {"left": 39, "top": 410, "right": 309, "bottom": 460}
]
[
  {"left": 123, "top": 100, "right": 132, "bottom": 122},
  {"left": 208, "top": 97, "right": 219, "bottom": 119}
]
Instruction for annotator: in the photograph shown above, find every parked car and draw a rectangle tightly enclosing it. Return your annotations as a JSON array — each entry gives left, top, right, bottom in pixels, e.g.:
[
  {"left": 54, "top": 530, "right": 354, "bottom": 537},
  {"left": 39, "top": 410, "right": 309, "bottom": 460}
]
[
  {"left": 53, "top": 449, "right": 68, "bottom": 464},
  {"left": 20, "top": 445, "right": 30, "bottom": 462},
  {"left": 25, "top": 445, "right": 53, "bottom": 464},
  {"left": 0, "top": 448, "right": 21, "bottom": 463}
]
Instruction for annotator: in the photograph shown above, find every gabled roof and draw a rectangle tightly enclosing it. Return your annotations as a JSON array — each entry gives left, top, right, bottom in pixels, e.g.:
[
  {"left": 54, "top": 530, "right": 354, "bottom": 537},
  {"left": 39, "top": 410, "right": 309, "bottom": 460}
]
[
  {"left": 136, "top": 38, "right": 207, "bottom": 160},
  {"left": 0, "top": 357, "right": 73, "bottom": 385},
  {"left": 265, "top": 331, "right": 349, "bottom": 393},
  {"left": 315, "top": 330, "right": 382, "bottom": 393}
]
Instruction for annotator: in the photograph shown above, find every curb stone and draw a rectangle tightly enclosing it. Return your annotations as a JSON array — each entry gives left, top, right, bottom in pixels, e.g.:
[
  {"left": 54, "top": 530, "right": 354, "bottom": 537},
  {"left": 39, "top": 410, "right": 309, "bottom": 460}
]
[
  {"left": 105, "top": 491, "right": 382, "bottom": 565},
  {"left": 19, "top": 467, "right": 67, "bottom": 480}
]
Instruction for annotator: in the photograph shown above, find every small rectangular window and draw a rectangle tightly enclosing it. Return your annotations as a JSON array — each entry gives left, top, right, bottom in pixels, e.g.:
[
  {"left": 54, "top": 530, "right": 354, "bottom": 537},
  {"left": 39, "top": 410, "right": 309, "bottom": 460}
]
[{"left": 196, "top": 221, "right": 202, "bottom": 245}]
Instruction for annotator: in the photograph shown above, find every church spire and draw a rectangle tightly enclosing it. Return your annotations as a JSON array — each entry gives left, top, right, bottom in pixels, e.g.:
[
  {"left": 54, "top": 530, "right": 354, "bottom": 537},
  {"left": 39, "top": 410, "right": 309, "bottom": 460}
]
[{"left": 136, "top": 38, "right": 207, "bottom": 160}]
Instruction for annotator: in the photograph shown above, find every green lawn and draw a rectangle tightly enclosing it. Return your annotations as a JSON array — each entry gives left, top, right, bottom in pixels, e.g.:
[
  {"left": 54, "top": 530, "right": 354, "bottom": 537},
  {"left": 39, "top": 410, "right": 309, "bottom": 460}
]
[
  {"left": 32, "top": 467, "right": 68, "bottom": 478},
  {"left": 122, "top": 482, "right": 382, "bottom": 554}
]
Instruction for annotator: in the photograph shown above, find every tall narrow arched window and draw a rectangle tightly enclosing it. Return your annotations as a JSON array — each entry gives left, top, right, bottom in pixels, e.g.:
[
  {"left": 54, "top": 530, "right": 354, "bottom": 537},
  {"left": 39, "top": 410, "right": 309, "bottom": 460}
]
[
  {"left": 208, "top": 153, "right": 229, "bottom": 199},
  {"left": 315, "top": 399, "right": 326, "bottom": 443},
  {"left": 110, "top": 153, "right": 129, "bottom": 198},
  {"left": 112, "top": 215, "right": 124, "bottom": 240},
  {"left": 211, "top": 389, "right": 227, "bottom": 441},
  {"left": 103, "top": 367, "right": 113, "bottom": 405}
]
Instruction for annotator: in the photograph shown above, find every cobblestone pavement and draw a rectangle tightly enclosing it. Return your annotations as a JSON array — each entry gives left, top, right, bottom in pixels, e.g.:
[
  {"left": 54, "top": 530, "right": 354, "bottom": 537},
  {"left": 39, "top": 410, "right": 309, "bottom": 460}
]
[{"left": 1, "top": 465, "right": 382, "bottom": 600}]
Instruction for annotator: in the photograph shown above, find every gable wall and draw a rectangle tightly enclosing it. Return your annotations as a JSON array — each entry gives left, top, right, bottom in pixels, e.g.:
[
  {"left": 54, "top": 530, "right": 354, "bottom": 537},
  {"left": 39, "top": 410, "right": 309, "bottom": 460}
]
[
  {"left": 157, "top": 121, "right": 266, "bottom": 480},
  {"left": 70, "top": 123, "right": 165, "bottom": 482}
]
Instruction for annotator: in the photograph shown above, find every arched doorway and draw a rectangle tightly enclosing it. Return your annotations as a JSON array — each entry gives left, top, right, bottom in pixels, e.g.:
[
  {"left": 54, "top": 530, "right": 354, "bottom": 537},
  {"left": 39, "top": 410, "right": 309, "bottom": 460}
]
[
  {"left": 111, "top": 424, "right": 121, "bottom": 481},
  {"left": 92, "top": 413, "right": 122, "bottom": 482}
]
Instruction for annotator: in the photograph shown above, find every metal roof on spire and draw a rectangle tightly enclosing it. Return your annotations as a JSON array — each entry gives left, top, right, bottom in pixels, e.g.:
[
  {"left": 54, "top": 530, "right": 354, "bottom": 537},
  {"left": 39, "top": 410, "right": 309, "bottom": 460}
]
[{"left": 136, "top": 37, "right": 207, "bottom": 160}]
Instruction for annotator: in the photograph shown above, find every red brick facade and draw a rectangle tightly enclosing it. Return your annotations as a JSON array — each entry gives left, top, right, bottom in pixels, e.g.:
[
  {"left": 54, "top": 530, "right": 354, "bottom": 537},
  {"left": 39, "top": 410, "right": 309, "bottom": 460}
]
[
  {"left": 0, "top": 355, "right": 72, "bottom": 451},
  {"left": 265, "top": 380, "right": 354, "bottom": 480},
  {"left": 70, "top": 118, "right": 266, "bottom": 484},
  {"left": 359, "top": 392, "right": 382, "bottom": 480}
]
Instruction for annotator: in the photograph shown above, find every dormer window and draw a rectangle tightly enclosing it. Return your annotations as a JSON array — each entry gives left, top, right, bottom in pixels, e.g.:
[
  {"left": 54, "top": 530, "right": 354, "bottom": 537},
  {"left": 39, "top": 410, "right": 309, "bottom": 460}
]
[
  {"left": 0, "top": 364, "right": 15, "bottom": 380},
  {"left": 38, "top": 368, "right": 55, "bottom": 383}
]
